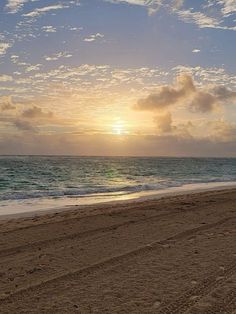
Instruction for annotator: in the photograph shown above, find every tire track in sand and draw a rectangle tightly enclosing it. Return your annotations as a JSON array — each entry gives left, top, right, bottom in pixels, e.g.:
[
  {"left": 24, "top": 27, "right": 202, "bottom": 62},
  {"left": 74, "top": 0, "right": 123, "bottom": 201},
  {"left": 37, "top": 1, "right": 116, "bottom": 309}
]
[
  {"left": 0, "top": 216, "right": 235, "bottom": 304},
  {"left": 0, "top": 211, "right": 178, "bottom": 259},
  {"left": 158, "top": 260, "right": 236, "bottom": 314}
]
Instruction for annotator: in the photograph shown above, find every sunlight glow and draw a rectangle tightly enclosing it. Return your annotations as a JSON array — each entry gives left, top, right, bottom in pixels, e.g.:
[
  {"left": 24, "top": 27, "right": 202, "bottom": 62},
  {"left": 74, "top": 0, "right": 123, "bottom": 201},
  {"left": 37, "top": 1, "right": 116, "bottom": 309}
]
[{"left": 112, "top": 118, "right": 128, "bottom": 135}]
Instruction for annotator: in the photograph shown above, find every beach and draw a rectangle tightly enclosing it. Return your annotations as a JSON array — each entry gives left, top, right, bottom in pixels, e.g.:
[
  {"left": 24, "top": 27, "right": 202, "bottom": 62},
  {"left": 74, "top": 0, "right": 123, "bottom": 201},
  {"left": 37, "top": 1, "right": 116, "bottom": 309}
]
[
  {"left": 0, "top": 188, "right": 235, "bottom": 313},
  {"left": 1, "top": 0, "right": 236, "bottom": 312}
]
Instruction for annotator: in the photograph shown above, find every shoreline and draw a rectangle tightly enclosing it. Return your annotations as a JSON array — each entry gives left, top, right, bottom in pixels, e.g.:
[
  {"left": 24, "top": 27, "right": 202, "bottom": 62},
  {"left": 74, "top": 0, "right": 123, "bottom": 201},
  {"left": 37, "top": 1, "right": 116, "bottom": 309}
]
[
  {"left": 1, "top": 180, "right": 236, "bottom": 219},
  {"left": 0, "top": 187, "right": 235, "bottom": 313}
]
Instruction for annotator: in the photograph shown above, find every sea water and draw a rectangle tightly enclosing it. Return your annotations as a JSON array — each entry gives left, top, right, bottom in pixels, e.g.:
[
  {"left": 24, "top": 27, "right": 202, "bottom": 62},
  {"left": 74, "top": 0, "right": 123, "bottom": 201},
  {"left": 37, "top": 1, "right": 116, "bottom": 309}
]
[{"left": 1, "top": 156, "right": 236, "bottom": 216}]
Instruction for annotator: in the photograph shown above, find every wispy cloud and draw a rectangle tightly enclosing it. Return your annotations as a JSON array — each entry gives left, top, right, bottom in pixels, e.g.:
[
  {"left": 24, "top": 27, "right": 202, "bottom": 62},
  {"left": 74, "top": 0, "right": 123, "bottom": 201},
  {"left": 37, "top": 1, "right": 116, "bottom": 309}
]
[
  {"left": 23, "top": 4, "right": 68, "bottom": 18},
  {"left": 169, "top": 0, "right": 236, "bottom": 31},
  {"left": 174, "top": 9, "right": 220, "bottom": 29},
  {"left": 44, "top": 52, "right": 72, "bottom": 61},
  {"left": 84, "top": 33, "right": 104, "bottom": 42},
  {"left": 216, "top": 0, "right": 236, "bottom": 16},
  {"left": 105, "top": 0, "right": 236, "bottom": 31},
  {"left": 104, "top": 0, "right": 162, "bottom": 15},
  {"left": 173, "top": 7, "right": 236, "bottom": 31},
  {"left": 42, "top": 26, "right": 57, "bottom": 33},
  {"left": 25, "top": 64, "right": 42, "bottom": 72}
]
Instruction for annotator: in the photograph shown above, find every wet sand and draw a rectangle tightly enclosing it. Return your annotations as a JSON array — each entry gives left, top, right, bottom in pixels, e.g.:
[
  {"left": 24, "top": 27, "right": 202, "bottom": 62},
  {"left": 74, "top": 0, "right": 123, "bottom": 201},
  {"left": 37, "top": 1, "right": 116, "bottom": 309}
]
[{"left": 0, "top": 188, "right": 236, "bottom": 313}]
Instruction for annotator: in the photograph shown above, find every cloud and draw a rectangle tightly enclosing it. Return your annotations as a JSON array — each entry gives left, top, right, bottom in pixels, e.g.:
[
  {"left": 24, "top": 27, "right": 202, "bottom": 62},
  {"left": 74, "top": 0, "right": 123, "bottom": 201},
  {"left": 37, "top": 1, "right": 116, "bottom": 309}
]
[
  {"left": 134, "top": 74, "right": 195, "bottom": 111},
  {"left": 22, "top": 106, "right": 53, "bottom": 119},
  {"left": 1, "top": 130, "right": 236, "bottom": 156},
  {"left": 153, "top": 111, "right": 195, "bottom": 137},
  {"left": 104, "top": 0, "right": 162, "bottom": 15},
  {"left": 216, "top": 0, "right": 236, "bottom": 16},
  {"left": 0, "top": 96, "right": 16, "bottom": 111},
  {"left": 0, "top": 96, "right": 69, "bottom": 136},
  {"left": 189, "top": 91, "right": 216, "bottom": 113},
  {"left": 25, "top": 64, "right": 42, "bottom": 72},
  {"left": 10, "top": 55, "right": 19, "bottom": 64},
  {"left": 13, "top": 119, "right": 36, "bottom": 132},
  {"left": 173, "top": 65, "right": 236, "bottom": 87},
  {"left": 0, "top": 102, "right": 54, "bottom": 133},
  {"left": 171, "top": 1, "right": 236, "bottom": 31},
  {"left": 1, "top": 103, "right": 16, "bottom": 111},
  {"left": 42, "top": 26, "right": 57, "bottom": 33},
  {"left": 174, "top": 9, "right": 220, "bottom": 29},
  {"left": 0, "top": 43, "right": 11, "bottom": 56},
  {"left": 172, "top": 0, "right": 184, "bottom": 9},
  {"left": 44, "top": 52, "right": 72, "bottom": 61},
  {"left": 134, "top": 74, "right": 236, "bottom": 113},
  {"left": 1, "top": 62, "right": 235, "bottom": 155},
  {"left": 84, "top": 33, "right": 104, "bottom": 42},
  {"left": 104, "top": 0, "right": 236, "bottom": 31},
  {"left": 208, "top": 120, "right": 236, "bottom": 142},
  {"left": 154, "top": 112, "right": 173, "bottom": 133},
  {"left": 0, "top": 74, "right": 13, "bottom": 82},
  {"left": 23, "top": 4, "right": 68, "bottom": 18},
  {"left": 5, "top": 0, "right": 29, "bottom": 13},
  {"left": 192, "top": 49, "right": 200, "bottom": 53},
  {"left": 211, "top": 85, "right": 236, "bottom": 100}
]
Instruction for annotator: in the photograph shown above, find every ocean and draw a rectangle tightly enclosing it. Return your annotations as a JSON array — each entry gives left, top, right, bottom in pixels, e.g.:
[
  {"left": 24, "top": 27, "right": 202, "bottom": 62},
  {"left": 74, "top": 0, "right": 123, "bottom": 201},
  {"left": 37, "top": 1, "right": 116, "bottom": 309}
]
[{"left": 1, "top": 156, "right": 236, "bottom": 215}]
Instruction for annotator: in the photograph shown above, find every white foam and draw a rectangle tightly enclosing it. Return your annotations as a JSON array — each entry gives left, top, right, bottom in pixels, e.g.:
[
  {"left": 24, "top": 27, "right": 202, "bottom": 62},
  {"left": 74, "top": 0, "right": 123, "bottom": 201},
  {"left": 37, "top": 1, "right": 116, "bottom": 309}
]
[{"left": 0, "top": 181, "right": 236, "bottom": 219}]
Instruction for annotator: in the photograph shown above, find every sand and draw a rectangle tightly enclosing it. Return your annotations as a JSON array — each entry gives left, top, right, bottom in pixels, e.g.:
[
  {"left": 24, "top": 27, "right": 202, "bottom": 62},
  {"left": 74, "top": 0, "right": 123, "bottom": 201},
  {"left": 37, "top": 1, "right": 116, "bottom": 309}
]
[{"left": 0, "top": 189, "right": 236, "bottom": 313}]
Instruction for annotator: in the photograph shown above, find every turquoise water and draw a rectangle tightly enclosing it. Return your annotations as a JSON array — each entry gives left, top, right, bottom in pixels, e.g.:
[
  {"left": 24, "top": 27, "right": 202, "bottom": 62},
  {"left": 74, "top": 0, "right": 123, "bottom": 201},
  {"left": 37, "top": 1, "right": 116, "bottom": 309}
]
[{"left": 1, "top": 156, "right": 236, "bottom": 204}]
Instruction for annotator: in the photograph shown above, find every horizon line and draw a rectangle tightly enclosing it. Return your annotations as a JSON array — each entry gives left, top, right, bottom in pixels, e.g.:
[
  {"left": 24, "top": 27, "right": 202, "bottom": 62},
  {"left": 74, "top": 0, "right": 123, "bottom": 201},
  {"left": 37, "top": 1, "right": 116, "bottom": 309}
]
[{"left": 1, "top": 154, "right": 236, "bottom": 159}]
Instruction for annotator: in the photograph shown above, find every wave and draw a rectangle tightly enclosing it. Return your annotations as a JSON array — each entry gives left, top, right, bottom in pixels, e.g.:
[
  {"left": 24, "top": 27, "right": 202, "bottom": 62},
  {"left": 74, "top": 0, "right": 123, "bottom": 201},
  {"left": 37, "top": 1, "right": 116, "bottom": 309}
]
[{"left": 1, "top": 177, "right": 236, "bottom": 202}]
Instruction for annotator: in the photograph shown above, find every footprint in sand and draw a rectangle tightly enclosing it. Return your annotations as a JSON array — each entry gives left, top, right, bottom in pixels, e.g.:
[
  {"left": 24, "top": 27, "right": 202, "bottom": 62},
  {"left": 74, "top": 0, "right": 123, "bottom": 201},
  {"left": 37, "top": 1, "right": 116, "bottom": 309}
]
[
  {"left": 161, "top": 244, "right": 171, "bottom": 248},
  {"left": 153, "top": 301, "right": 161, "bottom": 308},
  {"left": 191, "top": 280, "right": 198, "bottom": 285},
  {"left": 190, "top": 295, "right": 200, "bottom": 301},
  {"left": 194, "top": 296, "right": 217, "bottom": 309},
  {"left": 188, "top": 238, "right": 195, "bottom": 242}
]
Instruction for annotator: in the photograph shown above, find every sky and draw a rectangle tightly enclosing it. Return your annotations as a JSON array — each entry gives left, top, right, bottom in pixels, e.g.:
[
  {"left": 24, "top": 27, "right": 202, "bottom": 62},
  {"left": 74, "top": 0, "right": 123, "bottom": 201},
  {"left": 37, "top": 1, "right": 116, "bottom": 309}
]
[{"left": 0, "top": 0, "right": 236, "bottom": 156}]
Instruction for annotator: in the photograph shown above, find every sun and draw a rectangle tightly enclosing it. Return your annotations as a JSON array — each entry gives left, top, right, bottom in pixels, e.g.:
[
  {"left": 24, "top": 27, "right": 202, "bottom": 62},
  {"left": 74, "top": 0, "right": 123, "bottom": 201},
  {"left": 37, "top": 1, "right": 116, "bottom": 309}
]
[{"left": 112, "top": 118, "right": 127, "bottom": 135}]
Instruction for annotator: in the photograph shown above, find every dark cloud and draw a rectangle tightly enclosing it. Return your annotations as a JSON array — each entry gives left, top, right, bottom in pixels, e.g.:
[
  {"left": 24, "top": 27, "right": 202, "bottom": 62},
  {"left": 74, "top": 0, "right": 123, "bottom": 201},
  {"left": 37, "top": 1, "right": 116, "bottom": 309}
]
[
  {"left": 134, "top": 74, "right": 195, "bottom": 111},
  {"left": 207, "top": 120, "right": 236, "bottom": 142},
  {"left": 1, "top": 103, "right": 16, "bottom": 111},
  {"left": 134, "top": 74, "right": 236, "bottom": 114},
  {"left": 0, "top": 102, "right": 54, "bottom": 133},
  {"left": 153, "top": 112, "right": 195, "bottom": 137},
  {"left": 211, "top": 86, "right": 236, "bottom": 101},
  {"left": 189, "top": 91, "right": 216, "bottom": 113},
  {"left": 144, "top": 134, "right": 236, "bottom": 157},
  {"left": 13, "top": 119, "right": 37, "bottom": 132},
  {"left": 0, "top": 96, "right": 16, "bottom": 111},
  {"left": 153, "top": 112, "right": 174, "bottom": 133},
  {"left": 1, "top": 132, "right": 236, "bottom": 157},
  {"left": 22, "top": 106, "right": 53, "bottom": 119}
]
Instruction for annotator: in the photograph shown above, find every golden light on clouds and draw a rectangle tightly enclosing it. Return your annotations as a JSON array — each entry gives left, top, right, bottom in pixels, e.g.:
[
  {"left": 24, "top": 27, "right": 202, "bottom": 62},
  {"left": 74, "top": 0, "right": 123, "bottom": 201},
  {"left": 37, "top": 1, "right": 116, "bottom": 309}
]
[{"left": 0, "top": 0, "right": 236, "bottom": 156}]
